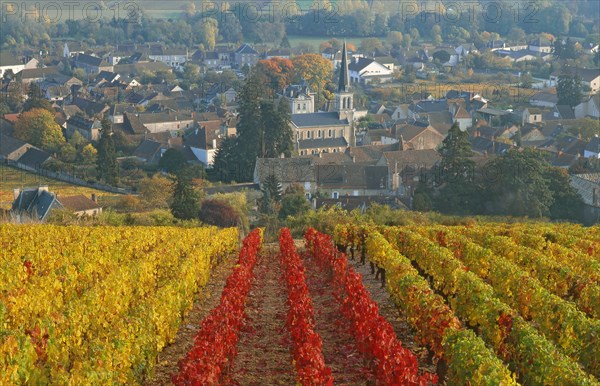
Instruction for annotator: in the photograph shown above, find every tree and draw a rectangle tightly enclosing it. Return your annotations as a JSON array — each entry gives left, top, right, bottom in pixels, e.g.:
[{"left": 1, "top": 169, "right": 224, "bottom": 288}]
[
  {"left": 280, "top": 34, "right": 291, "bottom": 49},
  {"left": 482, "top": 148, "right": 553, "bottom": 218},
  {"left": 81, "top": 143, "right": 97, "bottom": 164},
  {"left": 253, "top": 57, "right": 295, "bottom": 94},
  {"left": 279, "top": 192, "right": 310, "bottom": 219},
  {"left": 360, "top": 38, "right": 384, "bottom": 54},
  {"left": 199, "top": 199, "right": 240, "bottom": 227},
  {"left": 557, "top": 73, "right": 583, "bottom": 107},
  {"left": 387, "top": 31, "right": 403, "bottom": 48},
  {"left": 292, "top": 54, "right": 333, "bottom": 96},
  {"left": 196, "top": 17, "right": 218, "bottom": 51},
  {"left": 23, "top": 83, "right": 53, "bottom": 112},
  {"left": 159, "top": 148, "right": 187, "bottom": 174},
  {"left": 170, "top": 166, "right": 201, "bottom": 220},
  {"left": 96, "top": 119, "right": 118, "bottom": 185},
  {"left": 14, "top": 108, "right": 65, "bottom": 152},
  {"left": 260, "top": 173, "right": 282, "bottom": 214},
  {"left": 432, "top": 50, "right": 450, "bottom": 64},
  {"left": 507, "top": 27, "right": 526, "bottom": 44},
  {"left": 544, "top": 167, "right": 584, "bottom": 221},
  {"left": 138, "top": 174, "right": 173, "bottom": 209},
  {"left": 435, "top": 122, "right": 476, "bottom": 214}
]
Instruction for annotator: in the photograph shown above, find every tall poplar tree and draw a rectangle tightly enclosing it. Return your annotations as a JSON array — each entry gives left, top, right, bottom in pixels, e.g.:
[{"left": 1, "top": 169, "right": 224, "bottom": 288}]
[{"left": 96, "top": 119, "right": 118, "bottom": 185}]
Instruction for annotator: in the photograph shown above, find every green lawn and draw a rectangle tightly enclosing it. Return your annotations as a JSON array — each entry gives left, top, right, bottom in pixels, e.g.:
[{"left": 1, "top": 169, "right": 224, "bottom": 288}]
[{"left": 0, "top": 165, "right": 119, "bottom": 209}]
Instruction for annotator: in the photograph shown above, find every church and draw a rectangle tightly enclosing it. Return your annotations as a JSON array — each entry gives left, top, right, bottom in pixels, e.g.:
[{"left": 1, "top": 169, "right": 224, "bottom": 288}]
[{"left": 289, "top": 41, "right": 366, "bottom": 156}]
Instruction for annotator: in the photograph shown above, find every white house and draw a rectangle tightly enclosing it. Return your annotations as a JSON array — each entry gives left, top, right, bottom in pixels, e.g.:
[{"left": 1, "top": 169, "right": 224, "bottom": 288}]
[
  {"left": 0, "top": 53, "right": 24, "bottom": 78},
  {"left": 575, "top": 95, "right": 600, "bottom": 119},
  {"left": 348, "top": 57, "right": 393, "bottom": 84},
  {"left": 549, "top": 68, "right": 600, "bottom": 93}
]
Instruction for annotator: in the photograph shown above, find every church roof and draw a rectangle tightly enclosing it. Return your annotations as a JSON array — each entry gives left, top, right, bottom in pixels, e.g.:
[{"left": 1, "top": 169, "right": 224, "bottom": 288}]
[
  {"left": 291, "top": 112, "right": 349, "bottom": 128},
  {"left": 338, "top": 40, "right": 350, "bottom": 93}
]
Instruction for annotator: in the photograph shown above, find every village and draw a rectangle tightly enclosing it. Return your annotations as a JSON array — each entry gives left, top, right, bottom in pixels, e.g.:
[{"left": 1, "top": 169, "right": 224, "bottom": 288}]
[{"left": 1, "top": 3, "right": 599, "bottom": 223}]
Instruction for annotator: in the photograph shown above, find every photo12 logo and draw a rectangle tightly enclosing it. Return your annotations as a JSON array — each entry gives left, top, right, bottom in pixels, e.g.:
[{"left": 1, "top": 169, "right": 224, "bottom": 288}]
[
  {"left": 397, "top": 1, "right": 539, "bottom": 24},
  {"left": 1, "top": 1, "right": 141, "bottom": 23}
]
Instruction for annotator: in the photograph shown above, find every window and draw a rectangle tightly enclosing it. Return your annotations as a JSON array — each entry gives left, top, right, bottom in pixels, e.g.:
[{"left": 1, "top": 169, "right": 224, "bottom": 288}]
[
  {"left": 328, "top": 129, "right": 332, "bottom": 137},
  {"left": 317, "top": 130, "right": 321, "bottom": 138},
  {"left": 297, "top": 104, "right": 301, "bottom": 110},
  {"left": 303, "top": 103, "right": 306, "bottom": 110},
  {"left": 307, "top": 131, "right": 311, "bottom": 139},
  {"left": 332, "top": 191, "right": 339, "bottom": 199}
]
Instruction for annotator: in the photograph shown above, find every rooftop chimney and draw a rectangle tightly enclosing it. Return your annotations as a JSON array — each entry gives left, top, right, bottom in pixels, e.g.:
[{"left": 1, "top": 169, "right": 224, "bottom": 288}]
[
  {"left": 91, "top": 193, "right": 97, "bottom": 203},
  {"left": 212, "top": 139, "right": 217, "bottom": 149},
  {"left": 38, "top": 185, "right": 48, "bottom": 196}
]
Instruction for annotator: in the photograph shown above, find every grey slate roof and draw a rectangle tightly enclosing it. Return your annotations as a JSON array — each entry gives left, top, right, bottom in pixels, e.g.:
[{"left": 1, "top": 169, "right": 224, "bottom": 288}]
[
  {"left": 17, "top": 148, "right": 51, "bottom": 168},
  {"left": 291, "top": 112, "right": 348, "bottom": 128},
  {"left": 12, "top": 188, "right": 60, "bottom": 220},
  {"left": 585, "top": 136, "right": 600, "bottom": 155},
  {"left": 0, "top": 134, "right": 28, "bottom": 156},
  {"left": 133, "top": 139, "right": 162, "bottom": 161},
  {"left": 571, "top": 174, "right": 600, "bottom": 207},
  {"left": 254, "top": 158, "right": 315, "bottom": 183},
  {"left": 298, "top": 137, "right": 348, "bottom": 150}
]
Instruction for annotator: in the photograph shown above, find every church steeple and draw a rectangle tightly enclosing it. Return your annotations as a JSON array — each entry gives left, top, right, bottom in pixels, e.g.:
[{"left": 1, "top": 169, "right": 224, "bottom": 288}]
[{"left": 338, "top": 40, "right": 350, "bottom": 93}]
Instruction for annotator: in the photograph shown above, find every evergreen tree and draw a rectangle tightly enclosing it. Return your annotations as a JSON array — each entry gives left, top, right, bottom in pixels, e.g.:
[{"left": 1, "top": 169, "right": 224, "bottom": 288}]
[
  {"left": 557, "top": 73, "right": 583, "bottom": 107},
  {"left": 211, "top": 136, "right": 237, "bottom": 182},
  {"left": 280, "top": 34, "right": 291, "bottom": 49},
  {"left": 170, "top": 166, "right": 201, "bottom": 220},
  {"left": 260, "top": 174, "right": 282, "bottom": 214},
  {"left": 435, "top": 122, "right": 477, "bottom": 214},
  {"left": 95, "top": 119, "right": 118, "bottom": 185},
  {"left": 23, "top": 83, "right": 53, "bottom": 112},
  {"left": 482, "top": 148, "right": 552, "bottom": 218},
  {"left": 234, "top": 75, "right": 263, "bottom": 181},
  {"left": 544, "top": 167, "right": 585, "bottom": 221}
]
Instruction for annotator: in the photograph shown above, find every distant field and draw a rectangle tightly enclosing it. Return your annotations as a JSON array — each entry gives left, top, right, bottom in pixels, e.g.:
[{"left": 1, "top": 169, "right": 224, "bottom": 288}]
[
  {"left": 0, "top": 165, "right": 117, "bottom": 209},
  {"left": 287, "top": 35, "right": 366, "bottom": 50}
]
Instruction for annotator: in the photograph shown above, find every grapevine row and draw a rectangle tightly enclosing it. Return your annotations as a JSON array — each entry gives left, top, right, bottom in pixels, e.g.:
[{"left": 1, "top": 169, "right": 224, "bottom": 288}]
[
  {"left": 173, "top": 228, "right": 263, "bottom": 385},
  {"left": 423, "top": 226, "right": 600, "bottom": 377},
  {"left": 313, "top": 228, "right": 514, "bottom": 385},
  {"left": 478, "top": 225, "right": 600, "bottom": 281},
  {"left": 379, "top": 226, "right": 597, "bottom": 385},
  {"left": 305, "top": 228, "right": 438, "bottom": 385},
  {"left": 278, "top": 228, "right": 334, "bottom": 386},
  {"left": 453, "top": 225, "right": 600, "bottom": 319},
  {"left": 0, "top": 225, "right": 238, "bottom": 385}
]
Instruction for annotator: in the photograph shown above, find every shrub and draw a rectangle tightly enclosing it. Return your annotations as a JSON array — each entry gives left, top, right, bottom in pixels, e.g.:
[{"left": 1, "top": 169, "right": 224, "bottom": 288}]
[{"left": 199, "top": 199, "right": 240, "bottom": 228}]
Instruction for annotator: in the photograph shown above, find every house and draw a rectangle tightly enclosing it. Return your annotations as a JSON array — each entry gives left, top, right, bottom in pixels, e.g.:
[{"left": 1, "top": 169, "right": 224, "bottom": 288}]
[
  {"left": 495, "top": 50, "right": 540, "bottom": 62},
  {"left": 570, "top": 174, "right": 600, "bottom": 224},
  {"left": 376, "top": 149, "right": 441, "bottom": 198},
  {"left": 549, "top": 67, "right": 600, "bottom": 93},
  {"left": 584, "top": 136, "right": 600, "bottom": 159},
  {"left": 58, "top": 194, "right": 102, "bottom": 216},
  {"left": 529, "top": 92, "right": 558, "bottom": 108},
  {"left": 254, "top": 158, "right": 316, "bottom": 194},
  {"left": 66, "top": 115, "right": 102, "bottom": 141},
  {"left": 148, "top": 47, "right": 188, "bottom": 71},
  {"left": 0, "top": 134, "right": 32, "bottom": 161},
  {"left": 17, "top": 67, "right": 60, "bottom": 84},
  {"left": 123, "top": 111, "right": 194, "bottom": 134},
  {"left": 184, "top": 125, "right": 221, "bottom": 167},
  {"left": 348, "top": 57, "right": 393, "bottom": 84},
  {"left": 547, "top": 105, "right": 575, "bottom": 121},
  {"left": 11, "top": 186, "right": 61, "bottom": 221},
  {"left": 16, "top": 147, "right": 52, "bottom": 169},
  {"left": 70, "top": 96, "right": 109, "bottom": 118},
  {"left": 528, "top": 37, "right": 553, "bottom": 54},
  {"left": 575, "top": 95, "right": 600, "bottom": 119},
  {"left": 521, "top": 108, "right": 543, "bottom": 124},
  {"left": 74, "top": 53, "right": 113, "bottom": 74},
  {"left": 315, "top": 163, "right": 389, "bottom": 198},
  {"left": 264, "top": 48, "right": 291, "bottom": 60},
  {"left": 234, "top": 44, "right": 259, "bottom": 68},
  {"left": 0, "top": 52, "right": 25, "bottom": 78},
  {"left": 281, "top": 82, "right": 316, "bottom": 114},
  {"left": 132, "top": 139, "right": 163, "bottom": 164},
  {"left": 393, "top": 123, "right": 444, "bottom": 151}
]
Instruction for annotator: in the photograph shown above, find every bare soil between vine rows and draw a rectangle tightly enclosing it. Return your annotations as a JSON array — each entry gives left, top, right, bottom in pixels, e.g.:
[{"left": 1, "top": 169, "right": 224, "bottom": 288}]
[{"left": 149, "top": 240, "right": 439, "bottom": 385}]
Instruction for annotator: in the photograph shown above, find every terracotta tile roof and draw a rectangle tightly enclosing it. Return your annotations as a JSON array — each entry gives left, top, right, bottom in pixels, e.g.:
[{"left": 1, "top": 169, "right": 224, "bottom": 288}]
[{"left": 58, "top": 195, "right": 101, "bottom": 212}]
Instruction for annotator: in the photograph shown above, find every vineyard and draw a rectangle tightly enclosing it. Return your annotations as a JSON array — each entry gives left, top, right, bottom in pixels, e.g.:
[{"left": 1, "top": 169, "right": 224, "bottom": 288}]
[{"left": 1, "top": 222, "right": 599, "bottom": 385}]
